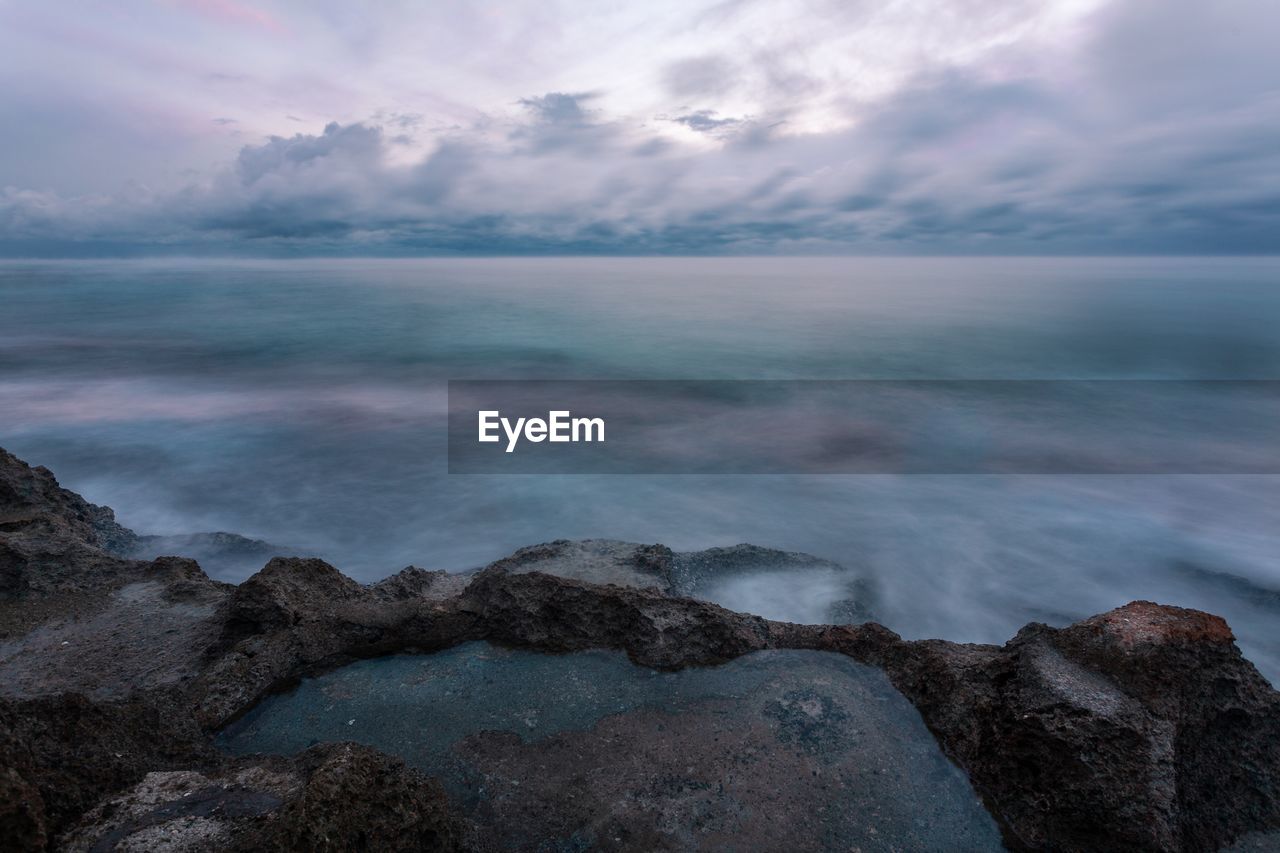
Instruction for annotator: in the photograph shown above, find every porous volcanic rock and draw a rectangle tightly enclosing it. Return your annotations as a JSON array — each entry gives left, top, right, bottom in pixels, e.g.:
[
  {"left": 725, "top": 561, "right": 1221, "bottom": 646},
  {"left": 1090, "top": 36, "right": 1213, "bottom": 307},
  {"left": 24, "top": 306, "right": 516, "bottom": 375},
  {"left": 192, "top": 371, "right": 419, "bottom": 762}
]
[
  {"left": 485, "top": 538, "right": 677, "bottom": 590},
  {"left": 458, "top": 565, "right": 779, "bottom": 669},
  {"left": 0, "top": 447, "right": 138, "bottom": 603},
  {"left": 670, "top": 542, "right": 846, "bottom": 592},
  {"left": 57, "top": 743, "right": 465, "bottom": 852},
  {"left": 0, "top": 692, "right": 214, "bottom": 841},
  {"left": 485, "top": 538, "right": 879, "bottom": 623},
  {"left": 0, "top": 448, "right": 136, "bottom": 559},
  {"left": 857, "top": 605, "right": 1280, "bottom": 852},
  {"left": 1, "top": 445, "right": 1279, "bottom": 852}
]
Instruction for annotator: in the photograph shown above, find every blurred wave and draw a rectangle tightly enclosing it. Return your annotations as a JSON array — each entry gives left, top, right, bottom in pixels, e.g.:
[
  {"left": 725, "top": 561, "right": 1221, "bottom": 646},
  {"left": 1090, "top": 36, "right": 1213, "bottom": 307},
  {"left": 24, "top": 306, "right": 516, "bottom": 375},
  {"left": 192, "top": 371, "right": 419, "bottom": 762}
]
[{"left": 1, "top": 257, "right": 1278, "bottom": 682}]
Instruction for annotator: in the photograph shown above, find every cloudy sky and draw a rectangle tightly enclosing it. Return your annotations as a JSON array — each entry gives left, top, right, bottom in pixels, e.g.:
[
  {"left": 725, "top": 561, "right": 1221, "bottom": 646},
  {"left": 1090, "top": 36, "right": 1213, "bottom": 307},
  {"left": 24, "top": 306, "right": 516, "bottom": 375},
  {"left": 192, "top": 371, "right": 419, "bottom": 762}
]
[{"left": 1, "top": 0, "right": 1277, "bottom": 255}]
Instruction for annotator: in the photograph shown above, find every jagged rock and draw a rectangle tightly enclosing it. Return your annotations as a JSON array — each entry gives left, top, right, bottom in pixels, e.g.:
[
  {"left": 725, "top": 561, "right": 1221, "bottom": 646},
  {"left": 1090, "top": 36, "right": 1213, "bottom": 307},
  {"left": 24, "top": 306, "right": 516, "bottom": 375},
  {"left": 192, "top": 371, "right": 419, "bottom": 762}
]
[
  {"left": 188, "top": 556, "right": 483, "bottom": 731},
  {"left": 0, "top": 693, "right": 214, "bottom": 840},
  {"left": 869, "top": 602, "right": 1280, "bottom": 852},
  {"left": 58, "top": 743, "right": 465, "bottom": 852},
  {"left": 1053, "top": 604, "right": 1280, "bottom": 852},
  {"left": 370, "top": 566, "right": 469, "bottom": 602},
  {"left": 461, "top": 566, "right": 779, "bottom": 669},
  {"left": 0, "top": 448, "right": 136, "bottom": 558},
  {"left": 226, "top": 556, "right": 364, "bottom": 635},
  {"left": 0, "top": 448, "right": 140, "bottom": 603},
  {"left": 486, "top": 539, "right": 676, "bottom": 590},
  {"left": 263, "top": 742, "right": 465, "bottom": 852},
  {"left": 2, "top": 446, "right": 1279, "bottom": 851},
  {"left": 487, "top": 539, "right": 879, "bottom": 623},
  {"left": 670, "top": 542, "right": 846, "bottom": 593}
]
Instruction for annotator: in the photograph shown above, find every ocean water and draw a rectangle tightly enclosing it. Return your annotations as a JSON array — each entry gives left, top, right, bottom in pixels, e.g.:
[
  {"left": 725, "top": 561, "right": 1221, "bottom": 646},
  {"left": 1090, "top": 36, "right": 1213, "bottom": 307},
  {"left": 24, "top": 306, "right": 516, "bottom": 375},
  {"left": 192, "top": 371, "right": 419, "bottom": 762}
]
[{"left": 2, "top": 257, "right": 1279, "bottom": 680}]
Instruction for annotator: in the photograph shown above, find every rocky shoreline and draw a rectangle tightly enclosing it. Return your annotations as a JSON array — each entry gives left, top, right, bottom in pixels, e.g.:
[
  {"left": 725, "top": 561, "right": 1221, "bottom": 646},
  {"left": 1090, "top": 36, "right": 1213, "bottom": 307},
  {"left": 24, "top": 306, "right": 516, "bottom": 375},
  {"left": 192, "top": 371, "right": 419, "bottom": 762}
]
[{"left": 2, "top": 446, "right": 1278, "bottom": 851}]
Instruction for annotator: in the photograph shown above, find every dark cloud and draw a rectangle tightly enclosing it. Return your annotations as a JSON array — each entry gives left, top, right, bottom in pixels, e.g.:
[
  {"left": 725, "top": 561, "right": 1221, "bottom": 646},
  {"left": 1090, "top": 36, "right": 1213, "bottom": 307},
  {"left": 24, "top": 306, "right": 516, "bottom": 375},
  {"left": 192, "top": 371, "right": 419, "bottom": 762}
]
[
  {"left": 510, "top": 92, "right": 620, "bottom": 155},
  {"left": 518, "top": 92, "right": 597, "bottom": 125},
  {"left": 669, "top": 110, "right": 743, "bottom": 135},
  {"left": 234, "top": 122, "right": 383, "bottom": 184},
  {"left": 373, "top": 111, "right": 424, "bottom": 130}
]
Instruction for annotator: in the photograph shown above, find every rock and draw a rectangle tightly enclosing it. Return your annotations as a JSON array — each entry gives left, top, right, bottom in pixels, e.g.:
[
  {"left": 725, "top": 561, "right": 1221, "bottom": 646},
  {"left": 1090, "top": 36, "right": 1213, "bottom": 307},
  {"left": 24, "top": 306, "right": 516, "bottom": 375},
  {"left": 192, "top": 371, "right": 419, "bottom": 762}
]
[
  {"left": 873, "top": 602, "right": 1280, "bottom": 852},
  {"left": 370, "top": 566, "right": 469, "bottom": 602},
  {"left": 0, "top": 692, "right": 214, "bottom": 840},
  {"left": 0, "top": 447, "right": 140, "bottom": 603},
  {"left": 1055, "top": 603, "right": 1280, "bottom": 852},
  {"left": 226, "top": 556, "right": 365, "bottom": 636},
  {"left": 58, "top": 743, "right": 466, "bottom": 852},
  {"left": 0, "top": 448, "right": 136, "bottom": 558},
  {"left": 2, "top": 445, "right": 1279, "bottom": 851},
  {"left": 0, "top": 570, "right": 228, "bottom": 702},
  {"left": 460, "top": 566, "right": 777, "bottom": 669},
  {"left": 0, "top": 764, "right": 47, "bottom": 853},
  {"left": 670, "top": 542, "right": 846, "bottom": 594},
  {"left": 486, "top": 539, "right": 676, "bottom": 590},
  {"left": 262, "top": 742, "right": 465, "bottom": 852},
  {"left": 188, "top": 556, "right": 482, "bottom": 731},
  {"left": 487, "top": 539, "right": 879, "bottom": 624}
]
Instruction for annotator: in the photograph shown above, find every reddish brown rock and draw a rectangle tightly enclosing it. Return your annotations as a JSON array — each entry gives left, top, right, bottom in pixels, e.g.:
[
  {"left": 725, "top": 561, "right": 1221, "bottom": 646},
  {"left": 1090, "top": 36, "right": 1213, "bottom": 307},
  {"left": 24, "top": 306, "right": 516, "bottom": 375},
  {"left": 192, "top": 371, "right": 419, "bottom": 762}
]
[{"left": 874, "top": 602, "right": 1280, "bottom": 851}]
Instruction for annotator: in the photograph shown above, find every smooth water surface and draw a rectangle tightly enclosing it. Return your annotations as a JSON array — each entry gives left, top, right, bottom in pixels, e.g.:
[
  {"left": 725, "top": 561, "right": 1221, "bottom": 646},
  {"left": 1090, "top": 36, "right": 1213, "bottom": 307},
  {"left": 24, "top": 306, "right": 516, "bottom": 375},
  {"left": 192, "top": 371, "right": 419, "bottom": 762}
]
[
  {"left": 217, "top": 643, "right": 1006, "bottom": 850},
  {"left": 2, "top": 257, "right": 1278, "bottom": 680}
]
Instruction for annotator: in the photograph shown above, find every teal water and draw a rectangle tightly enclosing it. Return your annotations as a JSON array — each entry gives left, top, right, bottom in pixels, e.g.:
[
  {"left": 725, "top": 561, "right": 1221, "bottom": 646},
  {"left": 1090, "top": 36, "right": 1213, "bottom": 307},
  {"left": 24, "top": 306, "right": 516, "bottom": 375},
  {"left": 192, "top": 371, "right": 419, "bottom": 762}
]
[
  {"left": 218, "top": 643, "right": 794, "bottom": 771},
  {"left": 2, "top": 257, "right": 1279, "bottom": 680},
  {"left": 217, "top": 643, "right": 1006, "bottom": 850}
]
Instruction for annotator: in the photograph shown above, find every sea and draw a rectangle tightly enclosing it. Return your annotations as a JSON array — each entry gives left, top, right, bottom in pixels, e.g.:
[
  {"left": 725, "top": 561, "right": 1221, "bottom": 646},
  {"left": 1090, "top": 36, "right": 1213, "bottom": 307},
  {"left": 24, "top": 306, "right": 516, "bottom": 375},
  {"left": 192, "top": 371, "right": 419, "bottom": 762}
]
[{"left": 2, "top": 256, "right": 1278, "bottom": 682}]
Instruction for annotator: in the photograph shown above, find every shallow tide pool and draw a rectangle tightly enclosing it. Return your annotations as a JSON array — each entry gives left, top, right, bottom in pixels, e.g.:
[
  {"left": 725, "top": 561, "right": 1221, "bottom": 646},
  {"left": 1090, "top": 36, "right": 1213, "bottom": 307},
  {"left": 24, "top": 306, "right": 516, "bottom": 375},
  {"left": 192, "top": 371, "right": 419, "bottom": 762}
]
[{"left": 218, "top": 642, "right": 1006, "bottom": 851}]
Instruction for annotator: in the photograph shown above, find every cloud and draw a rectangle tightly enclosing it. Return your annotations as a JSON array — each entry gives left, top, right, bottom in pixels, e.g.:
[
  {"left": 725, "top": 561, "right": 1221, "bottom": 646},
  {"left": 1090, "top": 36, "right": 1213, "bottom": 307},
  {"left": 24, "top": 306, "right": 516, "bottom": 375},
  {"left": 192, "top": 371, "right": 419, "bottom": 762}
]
[
  {"left": 0, "top": 0, "right": 1278, "bottom": 255},
  {"left": 669, "top": 110, "right": 744, "bottom": 136},
  {"left": 662, "top": 56, "right": 738, "bottom": 98},
  {"left": 519, "top": 92, "right": 597, "bottom": 126}
]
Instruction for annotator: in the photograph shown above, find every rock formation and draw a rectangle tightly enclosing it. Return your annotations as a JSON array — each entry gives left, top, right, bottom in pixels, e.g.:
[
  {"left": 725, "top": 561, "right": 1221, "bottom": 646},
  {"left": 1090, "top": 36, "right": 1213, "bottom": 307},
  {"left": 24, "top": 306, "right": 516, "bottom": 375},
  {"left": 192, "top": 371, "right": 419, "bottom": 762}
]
[{"left": 1, "top": 445, "right": 1278, "bottom": 851}]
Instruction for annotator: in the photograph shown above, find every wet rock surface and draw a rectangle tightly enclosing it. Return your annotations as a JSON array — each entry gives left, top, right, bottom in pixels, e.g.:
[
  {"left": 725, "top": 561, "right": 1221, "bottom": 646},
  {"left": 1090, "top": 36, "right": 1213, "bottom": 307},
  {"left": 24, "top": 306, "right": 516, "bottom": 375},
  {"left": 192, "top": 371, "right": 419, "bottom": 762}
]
[
  {"left": 2, "top": 445, "right": 1279, "bottom": 851},
  {"left": 0, "top": 570, "right": 227, "bottom": 701},
  {"left": 484, "top": 539, "right": 677, "bottom": 590}
]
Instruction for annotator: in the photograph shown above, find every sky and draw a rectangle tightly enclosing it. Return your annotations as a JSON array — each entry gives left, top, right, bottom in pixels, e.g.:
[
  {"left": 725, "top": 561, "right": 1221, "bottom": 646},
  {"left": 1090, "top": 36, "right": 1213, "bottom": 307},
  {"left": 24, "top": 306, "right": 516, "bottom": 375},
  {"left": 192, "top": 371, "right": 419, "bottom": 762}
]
[{"left": 1, "top": 0, "right": 1278, "bottom": 255}]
